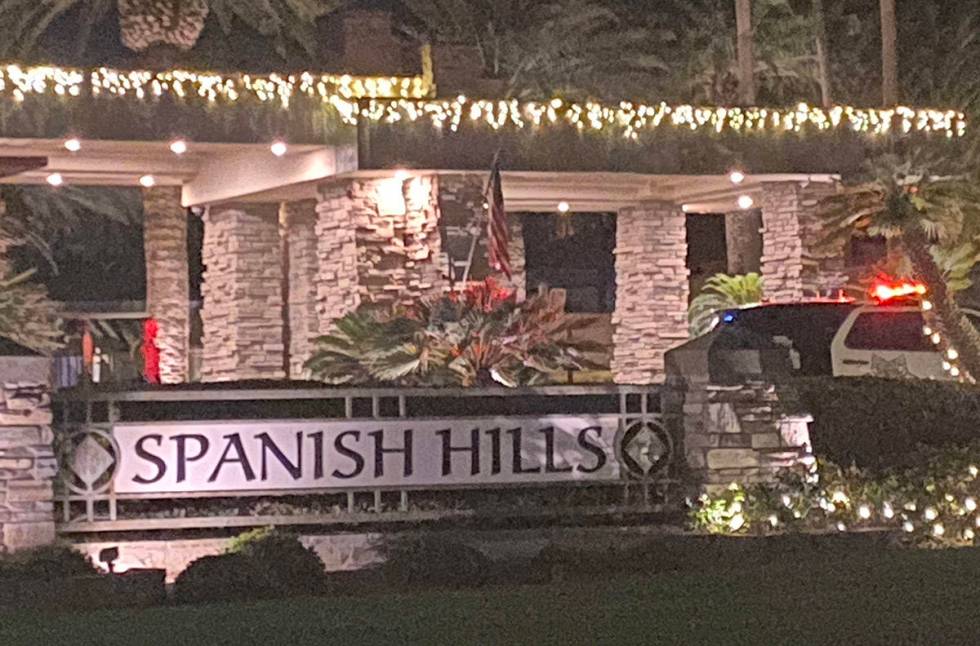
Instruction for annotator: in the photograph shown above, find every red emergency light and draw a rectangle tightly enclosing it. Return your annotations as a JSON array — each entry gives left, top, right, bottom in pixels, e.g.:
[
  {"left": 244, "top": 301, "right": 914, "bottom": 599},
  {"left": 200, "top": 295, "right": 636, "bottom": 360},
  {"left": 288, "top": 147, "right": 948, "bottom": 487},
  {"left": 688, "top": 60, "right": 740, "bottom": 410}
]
[{"left": 870, "top": 279, "right": 927, "bottom": 303}]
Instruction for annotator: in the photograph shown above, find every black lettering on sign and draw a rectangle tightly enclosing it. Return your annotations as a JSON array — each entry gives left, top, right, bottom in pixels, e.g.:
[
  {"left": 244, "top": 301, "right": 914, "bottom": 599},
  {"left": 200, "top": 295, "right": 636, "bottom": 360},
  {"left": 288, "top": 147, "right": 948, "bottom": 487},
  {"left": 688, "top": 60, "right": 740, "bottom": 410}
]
[
  {"left": 540, "top": 426, "right": 573, "bottom": 473},
  {"left": 308, "top": 431, "right": 325, "bottom": 479},
  {"left": 437, "top": 428, "right": 480, "bottom": 476},
  {"left": 332, "top": 431, "right": 364, "bottom": 479},
  {"left": 507, "top": 428, "right": 541, "bottom": 474},
  {"left": 132, "top": 434, "right": 166, "bottom": 484},
  {"left": 208, "top": 434, "right": 256, "bottom": 483},
  {"left": 486, "top": 428, "right": 502, "bottom": 475},
  {"left": 370, "top": 430, "right": 414, "bottom": 478},
  {"left": 172, "top": 434, "right": 210, "bottom": 483},
  {"left": 576, "top": 426, "right": 607, "bottom": 474},
  {"left": 257, "top": 431, "right": 303, "bottom": 480}
]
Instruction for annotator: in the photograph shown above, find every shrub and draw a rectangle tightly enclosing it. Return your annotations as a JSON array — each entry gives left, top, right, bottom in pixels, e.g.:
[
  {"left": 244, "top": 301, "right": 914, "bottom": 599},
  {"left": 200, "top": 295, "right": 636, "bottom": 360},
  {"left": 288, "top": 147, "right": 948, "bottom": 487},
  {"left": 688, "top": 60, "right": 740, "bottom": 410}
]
[
  {"left": 379, "top": 533, "right": 492, "bottom": 588},
  {"left": 175, "top": 529, "right": 325, "bottom": 604},
  {"left": 792, "top": 376, "right": 980, "bottom": 470},
  {"left": 0, "top": 544, "right": 97, "bottom": 581}
]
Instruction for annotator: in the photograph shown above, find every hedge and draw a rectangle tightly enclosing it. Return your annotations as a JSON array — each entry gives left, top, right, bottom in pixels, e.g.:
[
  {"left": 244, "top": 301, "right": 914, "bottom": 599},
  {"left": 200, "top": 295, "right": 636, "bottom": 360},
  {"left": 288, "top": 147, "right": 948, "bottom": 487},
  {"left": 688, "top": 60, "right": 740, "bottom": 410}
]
[{"left": 792, "top": 376, "right": 980, "bottom": 470}]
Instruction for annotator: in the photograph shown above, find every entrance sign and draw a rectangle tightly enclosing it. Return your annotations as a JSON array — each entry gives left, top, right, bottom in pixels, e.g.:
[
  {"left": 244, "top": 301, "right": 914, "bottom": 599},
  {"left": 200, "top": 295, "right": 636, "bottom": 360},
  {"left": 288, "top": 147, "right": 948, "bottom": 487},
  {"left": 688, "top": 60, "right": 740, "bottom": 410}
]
[{"left": 112, "top": 416, "right": 625, "bottom": 494}]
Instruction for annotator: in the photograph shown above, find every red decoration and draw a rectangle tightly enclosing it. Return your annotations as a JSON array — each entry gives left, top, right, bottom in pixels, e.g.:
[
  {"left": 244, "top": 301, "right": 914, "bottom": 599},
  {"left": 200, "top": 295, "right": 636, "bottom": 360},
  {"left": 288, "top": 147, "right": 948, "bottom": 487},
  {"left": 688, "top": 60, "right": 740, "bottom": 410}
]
[{"left": 142, "top": 318, "right": 161, "bottom": 384}]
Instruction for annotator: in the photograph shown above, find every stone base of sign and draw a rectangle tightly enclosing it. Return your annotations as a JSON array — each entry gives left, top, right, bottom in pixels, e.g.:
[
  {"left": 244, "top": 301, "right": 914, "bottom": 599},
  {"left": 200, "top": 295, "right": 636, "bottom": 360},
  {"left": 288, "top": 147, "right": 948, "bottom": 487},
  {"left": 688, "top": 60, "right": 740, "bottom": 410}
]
[
  {"left": 668, "top": 376, "right": 813, "bottom": 494},
  {"left": 0, "top": 356, "right": 56, "bottom": 553}
]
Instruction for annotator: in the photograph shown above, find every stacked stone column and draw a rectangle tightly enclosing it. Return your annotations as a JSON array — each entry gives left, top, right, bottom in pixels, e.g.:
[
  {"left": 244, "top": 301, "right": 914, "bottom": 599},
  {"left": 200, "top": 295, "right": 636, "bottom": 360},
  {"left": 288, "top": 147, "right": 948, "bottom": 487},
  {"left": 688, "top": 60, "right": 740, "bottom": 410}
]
[
  {"left": 0, "top": 356, "right": 56, "bottom": 552},
  {"left": 724, "top": 210, "right": 763, "bottom": 275},
  {"left": 611, "top": 202, "right": 689, "bottom": 384},
  {"left": 314, "top": 182, "right": 362, "bottom": 334},
  {"left": 282, "top": 201, "right": 320, "bottom": 379},
  {"left": 143, "top": 186, "right": 189, "bottom": 383},
  {"left": 759, "top": 181, "right": 846, "bottom": 301},
  {"left": 201, "top": 204, "right": 285, "bottom": 381}
]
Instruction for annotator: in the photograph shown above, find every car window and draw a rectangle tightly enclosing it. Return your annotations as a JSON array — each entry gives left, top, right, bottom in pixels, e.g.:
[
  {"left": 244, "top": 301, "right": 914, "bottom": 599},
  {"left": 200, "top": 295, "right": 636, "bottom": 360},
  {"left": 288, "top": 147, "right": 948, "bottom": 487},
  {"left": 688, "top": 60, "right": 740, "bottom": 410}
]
[{"left": 844, "top": 311, "right": 933, "bottom": 351}]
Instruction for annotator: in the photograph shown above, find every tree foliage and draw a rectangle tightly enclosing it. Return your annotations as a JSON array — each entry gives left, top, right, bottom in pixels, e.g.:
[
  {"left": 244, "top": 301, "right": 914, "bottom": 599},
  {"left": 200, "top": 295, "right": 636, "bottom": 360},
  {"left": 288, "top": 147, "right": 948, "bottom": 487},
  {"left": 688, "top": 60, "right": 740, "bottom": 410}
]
[{"left": 688, "top": 272, "right": 764, "bottom": 337}]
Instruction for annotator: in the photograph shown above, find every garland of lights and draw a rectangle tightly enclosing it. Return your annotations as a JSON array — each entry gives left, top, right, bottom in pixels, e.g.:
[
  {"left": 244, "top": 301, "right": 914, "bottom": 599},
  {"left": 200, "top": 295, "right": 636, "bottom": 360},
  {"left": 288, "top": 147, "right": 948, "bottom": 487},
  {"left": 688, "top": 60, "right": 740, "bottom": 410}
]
[
  {"left": 0, "top": 64, "right": 968, "bottom": 140},
  {"left": 350, "top": 97, "right": 968, "bottom": 139},
  {"left": 0, "top": 64, "right": 431, "bottom": 108}
]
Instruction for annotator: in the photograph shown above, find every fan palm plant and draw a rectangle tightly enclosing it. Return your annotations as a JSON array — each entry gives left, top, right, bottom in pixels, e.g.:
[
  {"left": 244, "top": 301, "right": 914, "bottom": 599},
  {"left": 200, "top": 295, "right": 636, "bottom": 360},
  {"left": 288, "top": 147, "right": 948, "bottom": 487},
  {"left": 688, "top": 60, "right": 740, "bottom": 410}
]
[
  {"left": 818, "top": 154, "right": 980, "bottom": 381},
  {"left": 1, "top": 0, "right": 336, "bottom": 60},
  {"left": 688, "top": 273, "right": 764, "bottom": 337},
  {"left": 306, "top": 279, "right": 603, "bottom": 387}
]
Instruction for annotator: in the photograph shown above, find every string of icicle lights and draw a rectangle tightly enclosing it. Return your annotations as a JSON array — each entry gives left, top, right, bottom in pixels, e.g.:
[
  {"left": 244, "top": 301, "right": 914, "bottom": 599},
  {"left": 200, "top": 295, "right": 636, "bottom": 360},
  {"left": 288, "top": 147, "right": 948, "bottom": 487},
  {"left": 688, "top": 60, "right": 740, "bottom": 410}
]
[{"left": 0, "top": 63, "right": 968, "bottom": 139}]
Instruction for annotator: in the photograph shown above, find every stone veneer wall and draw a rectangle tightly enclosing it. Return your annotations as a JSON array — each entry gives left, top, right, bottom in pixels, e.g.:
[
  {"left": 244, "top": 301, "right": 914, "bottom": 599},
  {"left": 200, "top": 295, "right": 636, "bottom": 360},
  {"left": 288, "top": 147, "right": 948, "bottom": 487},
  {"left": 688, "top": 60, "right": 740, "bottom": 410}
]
[
  {"left": 143, "top": 186, "right": 189, "bottom": 383},
  {"left": 0, "top": 356, "right": 56, "bottom": 552},
  {"left": 201, "top": 204, "right": 285, "bottom": 381},
  {"left": 759, "top": 181, "right": 846, "bottom": 301},
  {"left": 670, "top": 377, "right": 812, "bottom": 493},
  {"left": 611, "top": 202, "right": 689, "bottom": 384},
  {"left": 282, "top": 200, "right": 320, "bottom": 378},
  {"left": 724, "top": 210, "right": 763, "bottom": 275},
  {"left": 315, "top": 183, "right": 361, "bottom": 334}
]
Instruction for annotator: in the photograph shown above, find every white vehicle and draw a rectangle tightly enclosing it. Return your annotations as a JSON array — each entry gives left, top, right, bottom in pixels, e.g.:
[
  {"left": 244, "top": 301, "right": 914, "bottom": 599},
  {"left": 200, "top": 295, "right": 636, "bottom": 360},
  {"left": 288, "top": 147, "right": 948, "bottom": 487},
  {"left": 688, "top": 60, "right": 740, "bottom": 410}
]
[{"left": 714, "top": 285, "right": 980, "bottom": 380}]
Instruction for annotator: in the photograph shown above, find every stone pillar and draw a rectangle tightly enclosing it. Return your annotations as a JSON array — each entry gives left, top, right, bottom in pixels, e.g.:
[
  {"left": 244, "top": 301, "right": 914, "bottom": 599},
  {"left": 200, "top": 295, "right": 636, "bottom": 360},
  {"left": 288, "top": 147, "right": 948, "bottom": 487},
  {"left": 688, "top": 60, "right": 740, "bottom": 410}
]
[
  {"left": 611, "top": 202, "right": 689, "bottom": 384},
  {"left": 506, "top": 214, "right": 526, "bottom": 300},
  {"left": 668, "top": 376, "right": 813, "bottom": 494},
  {"left": 143, "top": 186, "right": 189, "bottom": 383},
  {"left": 282, "top": 200, "right": 319, "bottom": 379},
  {"left": 760, "top": 181, "right": 846, "bottom": 301},
  {"left": 201, "top": 204, "right": 285, "bottom": 381},
  {"left": 724, "top": 210, "right": 763, "bottom": 275},
  {"left": 0, "top": 355, "right": 56, "bottom": 552},
  {"left": 437, "top": 174, "right": 526, "bottom": 296},
  {"left": 401, "top": 175, "right": 448, "bottom": 304},
  {"left": 314, "top": 182, "right": 361, "bottom": 334}
]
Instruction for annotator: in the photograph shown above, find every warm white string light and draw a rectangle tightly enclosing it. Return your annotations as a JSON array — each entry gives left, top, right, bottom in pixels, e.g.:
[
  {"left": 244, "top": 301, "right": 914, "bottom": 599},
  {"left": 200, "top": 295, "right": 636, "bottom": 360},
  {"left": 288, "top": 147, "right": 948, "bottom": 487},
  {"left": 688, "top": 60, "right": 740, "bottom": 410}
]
[{"left": 0, "top": 64, "right": 966, "bottom": 140}]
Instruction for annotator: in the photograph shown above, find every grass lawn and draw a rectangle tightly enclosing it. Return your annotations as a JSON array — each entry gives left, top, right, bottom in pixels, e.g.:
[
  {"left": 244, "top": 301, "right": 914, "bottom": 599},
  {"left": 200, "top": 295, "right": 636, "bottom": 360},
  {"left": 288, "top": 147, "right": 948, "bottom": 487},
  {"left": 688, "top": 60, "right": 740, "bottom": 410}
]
[{"left": 2, "top": 534, "right": 978, "bottom": 645}]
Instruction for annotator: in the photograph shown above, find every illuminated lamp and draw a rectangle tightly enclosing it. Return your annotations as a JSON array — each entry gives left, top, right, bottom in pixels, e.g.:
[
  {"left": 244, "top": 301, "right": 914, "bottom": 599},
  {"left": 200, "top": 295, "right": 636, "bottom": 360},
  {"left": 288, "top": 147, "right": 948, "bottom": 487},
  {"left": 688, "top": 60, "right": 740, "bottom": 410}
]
[
  {"left": 557, "top": 201, "right": 570, "bottom": 213},
  {"left": 169, "top": 139, "right": 188, "bottom": 155},
  {"left": 270, "top": 141, "right": 288, "bottom": 157},
  {"left": 737, "top": 195, "right": 754, "bottom": 209},
  {"left": 376, "top": 177, "right": 406, "bottom": 216},
  {"left": 46, "top": 173, "right": 64, "bottom": 186},
  {"left": 729, "top": 170, "right": 746, "bottom": 184},
  {"left": 64, "top": 138, "right": 81, "bottom": 152}
]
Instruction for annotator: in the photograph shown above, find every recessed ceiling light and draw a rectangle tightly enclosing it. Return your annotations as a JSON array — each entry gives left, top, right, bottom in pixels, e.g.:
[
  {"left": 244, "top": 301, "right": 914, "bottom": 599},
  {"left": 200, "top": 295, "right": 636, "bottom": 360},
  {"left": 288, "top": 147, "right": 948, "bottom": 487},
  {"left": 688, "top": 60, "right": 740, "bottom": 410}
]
[
  {"left": 64, "top": 138, "right": 81, "bottom": 152},
  {"left": 394, "top": 169, "right": 409, "bottom": 181},
  {"left": 737, "top": 195, "right": 754, "bottom": 210},
  {"left": 169, "top": 139, "right": 188, "bottom": 155},
  {"left": 139, "top": 175, "right": 156, "bottom": 188},
  {"left": 557, "top": 201, "right": 570, "bottom": 213},
  {"left": 270, "top": 141, "right": 288, "bottom": 157},
  {"left": 729, "top": 170, "right": 746, "bottom": 184},
  {"left": 681, "top": 204, "right": 691, "bottom": 213},
  {"left": 46, "top": 173, "right": 64, "bottom": 186}
]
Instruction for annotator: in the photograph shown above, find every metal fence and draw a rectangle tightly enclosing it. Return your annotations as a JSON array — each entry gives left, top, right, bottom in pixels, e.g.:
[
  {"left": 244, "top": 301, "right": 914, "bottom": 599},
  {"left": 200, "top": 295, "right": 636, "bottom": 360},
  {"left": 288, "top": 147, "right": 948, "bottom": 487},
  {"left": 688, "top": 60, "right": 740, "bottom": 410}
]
[{"left": 53, "top": 383, "right": 673, "bottom": 535}]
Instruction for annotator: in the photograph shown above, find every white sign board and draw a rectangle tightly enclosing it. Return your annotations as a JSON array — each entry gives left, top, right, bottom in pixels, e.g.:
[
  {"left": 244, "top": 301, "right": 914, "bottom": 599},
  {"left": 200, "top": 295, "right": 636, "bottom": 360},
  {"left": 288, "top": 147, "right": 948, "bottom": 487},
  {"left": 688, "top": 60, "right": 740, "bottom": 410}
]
[{"left": 112, "top": 416, "right": 623, "bottom": 494}]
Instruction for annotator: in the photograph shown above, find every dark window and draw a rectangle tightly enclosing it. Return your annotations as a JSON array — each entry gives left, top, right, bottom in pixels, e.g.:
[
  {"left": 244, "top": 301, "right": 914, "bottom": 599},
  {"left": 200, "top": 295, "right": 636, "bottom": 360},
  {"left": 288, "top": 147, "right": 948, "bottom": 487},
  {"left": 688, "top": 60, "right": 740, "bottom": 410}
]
[
  {"left": 523, "top": 213, "right": 616, "bottom": 313},
  {"left": 844, "top": 311, "right": 932, "bottom": 351}
]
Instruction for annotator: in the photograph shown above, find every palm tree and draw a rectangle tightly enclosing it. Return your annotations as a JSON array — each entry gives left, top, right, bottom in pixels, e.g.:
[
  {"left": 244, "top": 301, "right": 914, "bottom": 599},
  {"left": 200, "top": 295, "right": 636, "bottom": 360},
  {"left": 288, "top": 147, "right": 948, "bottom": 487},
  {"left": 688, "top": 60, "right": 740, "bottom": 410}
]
[
  {"left": 399, "top": 0, "right": 669, "bottom": 99},
  {"left": 818, "top": 154, "right": 980, "bottom": 381},
  {"left": 880, "top": 0, "right": 898, "bottom": 104},
  {"left": 2, "top": 0, "right": 336, "bottom": 62},
  {"left": 688, "top": 273, "right": 764, "bottom": 337},
  {"left": 812, "top": 0, "right": 832, "bottom": 107},
  {"left": 735, "top": 0, "right": 756, "bottom": 104}
]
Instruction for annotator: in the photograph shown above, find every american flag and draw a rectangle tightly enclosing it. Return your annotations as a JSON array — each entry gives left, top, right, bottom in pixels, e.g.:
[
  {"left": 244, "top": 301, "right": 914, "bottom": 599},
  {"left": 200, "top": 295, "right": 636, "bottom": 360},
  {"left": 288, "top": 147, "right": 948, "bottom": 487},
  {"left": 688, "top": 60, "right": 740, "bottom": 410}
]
[{"left": 485, "top": 158, "right": 511, "bottom": 279}]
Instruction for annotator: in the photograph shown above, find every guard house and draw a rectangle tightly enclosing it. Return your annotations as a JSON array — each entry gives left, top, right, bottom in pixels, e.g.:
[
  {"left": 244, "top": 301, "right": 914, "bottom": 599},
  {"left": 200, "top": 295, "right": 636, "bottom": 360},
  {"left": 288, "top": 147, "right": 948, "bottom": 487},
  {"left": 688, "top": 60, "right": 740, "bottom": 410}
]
[{"left": 0, "top": 19, "right": 967, "bottom": 386}]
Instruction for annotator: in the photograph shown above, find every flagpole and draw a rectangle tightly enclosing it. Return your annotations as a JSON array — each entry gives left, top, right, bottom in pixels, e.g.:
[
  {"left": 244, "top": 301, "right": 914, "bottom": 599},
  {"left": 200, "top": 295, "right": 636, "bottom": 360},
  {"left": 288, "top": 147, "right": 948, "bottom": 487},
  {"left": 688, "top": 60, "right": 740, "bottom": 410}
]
[{"left": 459, "top": 150, "right": 502, "bottom": 286}]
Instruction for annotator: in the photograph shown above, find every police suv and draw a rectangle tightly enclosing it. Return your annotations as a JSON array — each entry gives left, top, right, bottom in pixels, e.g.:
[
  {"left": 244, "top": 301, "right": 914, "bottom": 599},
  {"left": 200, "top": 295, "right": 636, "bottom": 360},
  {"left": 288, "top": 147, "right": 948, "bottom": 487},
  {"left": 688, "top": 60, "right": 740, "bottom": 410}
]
[{"left": 710, "top": 283, "right": 980, "bottom": 380}]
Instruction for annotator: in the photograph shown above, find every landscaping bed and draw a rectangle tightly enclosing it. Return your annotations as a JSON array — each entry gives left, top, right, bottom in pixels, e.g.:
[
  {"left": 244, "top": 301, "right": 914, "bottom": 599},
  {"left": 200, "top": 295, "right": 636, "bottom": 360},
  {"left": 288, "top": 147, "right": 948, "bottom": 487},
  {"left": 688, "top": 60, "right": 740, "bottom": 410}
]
[{"left": 3, "top": 532, "right": 979, "bottom": 645}]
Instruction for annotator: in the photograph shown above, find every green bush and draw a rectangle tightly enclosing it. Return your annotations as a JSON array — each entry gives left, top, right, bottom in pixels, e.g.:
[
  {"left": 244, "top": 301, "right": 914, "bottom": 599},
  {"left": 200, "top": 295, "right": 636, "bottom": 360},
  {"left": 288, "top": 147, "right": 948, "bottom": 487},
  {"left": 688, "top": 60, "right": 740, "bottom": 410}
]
[
  {"left": 379, "top": 534, "right": 492, "bottom": 588},
  {"left": 0, "top": 544, "right": 97, "bottom": 581},
  {"left": 792, "top": 377, "right": 980, "bottom": 470},
  {"left": 175, "top": 529, "right": 325, "bottom": 604}
]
